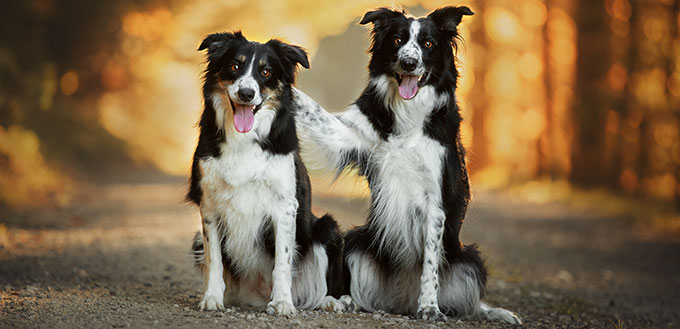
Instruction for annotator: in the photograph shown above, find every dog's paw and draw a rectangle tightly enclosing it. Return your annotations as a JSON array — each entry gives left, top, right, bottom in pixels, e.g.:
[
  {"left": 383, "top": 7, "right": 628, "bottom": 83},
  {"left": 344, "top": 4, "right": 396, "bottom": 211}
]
[
  {"left": 484, "top": 307, "right": 522, "bottom": 325},
  {"left": 417, "top": 305, "right": 447, "bottom": 322},
  {"left": 339, "top": 295, "right": 359, "bottom": 313},
  {"left": 266, "top": 300, "right": 297, "bottom": 316},
  {"left": 198, "top": 295, "right": 224, "bottom": 311},
  {"left": 320, "top": 296, "right": 344, "bottom": 313}
]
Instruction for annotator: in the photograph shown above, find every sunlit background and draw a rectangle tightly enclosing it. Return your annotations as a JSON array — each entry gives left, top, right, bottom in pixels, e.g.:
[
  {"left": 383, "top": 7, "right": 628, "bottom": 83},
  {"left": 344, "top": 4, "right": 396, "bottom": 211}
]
[{"left": 1, "top": 0, "right": 679, "bottom": 213}]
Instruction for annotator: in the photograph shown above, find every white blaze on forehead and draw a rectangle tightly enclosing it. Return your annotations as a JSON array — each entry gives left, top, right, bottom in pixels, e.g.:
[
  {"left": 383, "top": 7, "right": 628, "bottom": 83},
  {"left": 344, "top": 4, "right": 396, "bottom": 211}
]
[
  {"left": 227, "top": 56, "right": 263, "bottom": 105},
  {"left": 398, "top": 20, "right": 422, "bottom": 62}
]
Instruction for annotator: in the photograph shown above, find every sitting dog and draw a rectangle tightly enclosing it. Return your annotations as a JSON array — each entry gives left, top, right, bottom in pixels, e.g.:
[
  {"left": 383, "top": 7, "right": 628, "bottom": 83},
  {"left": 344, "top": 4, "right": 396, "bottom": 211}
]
[
  {"left": 293, "top": 7, "right": 521, "bottom": 323},
  {"left": 188, "top": 31, "right": 344, "bottom": 315}
]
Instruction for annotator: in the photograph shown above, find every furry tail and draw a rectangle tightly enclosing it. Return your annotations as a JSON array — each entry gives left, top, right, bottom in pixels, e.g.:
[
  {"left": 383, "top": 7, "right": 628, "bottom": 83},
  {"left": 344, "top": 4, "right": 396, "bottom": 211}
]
[
  {"left": 191, "top": 231, "right": 206, "bottom": 270},
  {"left": 312, "top": 214, "right": 345, "bottom": 298},
  {"left": 458, "top": 244, "right": 488, "bottom": 299},
  {"left": 460, "top": 245, "right": 521, "bottom": 324},
  {"left": 437, "top": 244, "right": 488, "bottom": 317}
]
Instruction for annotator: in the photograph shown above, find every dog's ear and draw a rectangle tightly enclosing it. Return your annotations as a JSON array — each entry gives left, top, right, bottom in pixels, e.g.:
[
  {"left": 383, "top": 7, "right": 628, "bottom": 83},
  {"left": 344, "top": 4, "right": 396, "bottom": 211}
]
[
  {"left": 359, "top": 8, "right": 404, "bottom": 27},
  {"left": 427, "top": 6, "right": 474, "bottom": 34},
  {"left": 267, "top": 39, "right": 309, "bottom": 83},
  {"left": 198, "top": 31, "right": 245, "bottom": 59},
  {"left": 267, "top": 39, "right": 310, "bottom": 69}
]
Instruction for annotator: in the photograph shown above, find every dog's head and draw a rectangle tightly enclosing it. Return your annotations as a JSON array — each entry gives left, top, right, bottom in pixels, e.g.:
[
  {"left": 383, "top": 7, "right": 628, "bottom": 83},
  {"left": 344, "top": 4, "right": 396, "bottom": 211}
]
[
  {"left": 199, "top": 32, "right": 309, "bottom": 133},
  {"left": 360, "top": 6, "right": 473, "bottom": 100}
]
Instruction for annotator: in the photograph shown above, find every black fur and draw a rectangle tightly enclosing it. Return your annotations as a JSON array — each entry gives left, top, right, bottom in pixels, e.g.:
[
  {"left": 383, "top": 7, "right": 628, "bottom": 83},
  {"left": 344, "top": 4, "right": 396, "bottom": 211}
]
[
  {"left": 189, "top": 31, "right": 344, "bottom": 299},
  {"left": 257, "top": 85, "right": 298, "bottom": 154},
  {"left": 355, "top": 85, "right": 394, "bottom": 140},
  {"left": 344, "top": 6, "right": 486, "bottom": 309}
]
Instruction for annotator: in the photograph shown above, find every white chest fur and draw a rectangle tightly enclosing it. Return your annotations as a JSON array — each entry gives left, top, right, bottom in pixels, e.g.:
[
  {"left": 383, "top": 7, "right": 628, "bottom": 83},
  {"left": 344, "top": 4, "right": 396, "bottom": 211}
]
[
  {"left": 369, "top": 130, "right": 446, "bottom": 266},
  {"left": 198, "top": 138, "right": 296, "bottom": 276}
]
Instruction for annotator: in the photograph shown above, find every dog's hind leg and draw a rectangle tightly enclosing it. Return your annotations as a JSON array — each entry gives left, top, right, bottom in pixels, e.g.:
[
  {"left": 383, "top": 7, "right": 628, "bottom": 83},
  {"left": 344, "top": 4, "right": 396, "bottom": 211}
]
[
  {"left": 314, "top": 217, "right": 359, "bottom": 314},
  {"left": 478, "top": 302, "right": 522, "bottom": 324},
  {"left": 437, "top": 262, "right": 484, "bottom": 318},
  {"left": 312, "top": 215, "right": 350, "bottom": 313},
  {"left": 197, "top": 212, "right": 226, "bottom": 311},
  {"left": 437, "top": 247, "right": 522, "bottom": 324},
  {"left": 344, "top": 250, "right": 384, "bottom": 313},
  {"left": 290, "top": 241, "right": 349, "bottom": 313}
]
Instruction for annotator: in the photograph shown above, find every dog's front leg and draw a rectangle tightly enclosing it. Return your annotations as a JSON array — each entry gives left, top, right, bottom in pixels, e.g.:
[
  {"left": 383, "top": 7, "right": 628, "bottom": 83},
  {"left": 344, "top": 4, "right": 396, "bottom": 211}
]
[
  {"left": 266, "top": 199, "right": 298, "bottom": 316},
  {"left": 198, "top": 212, "right": 226, "bottom": 311},
  {"left": 416, "top": 208, "right": 447, "bottom": 321},
  {"left": 292, "top": 87, "right": 378, "bottom": 172}
]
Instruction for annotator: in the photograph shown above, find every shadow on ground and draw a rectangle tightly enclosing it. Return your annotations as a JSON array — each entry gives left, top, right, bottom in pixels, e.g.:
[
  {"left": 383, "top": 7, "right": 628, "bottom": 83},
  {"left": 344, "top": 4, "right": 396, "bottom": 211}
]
[{"left": 1, "top": 180, "right": 678, "bottom": 328}]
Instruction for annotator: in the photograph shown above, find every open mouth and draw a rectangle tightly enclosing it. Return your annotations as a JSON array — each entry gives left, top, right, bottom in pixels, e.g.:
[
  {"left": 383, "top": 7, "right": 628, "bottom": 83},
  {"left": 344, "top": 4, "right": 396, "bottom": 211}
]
[
  {"left": 230, "top": 100, "right": 261, "bottom": 133},
  {"left": 396, "top": 74, "right": 425, "bottom": 100}
]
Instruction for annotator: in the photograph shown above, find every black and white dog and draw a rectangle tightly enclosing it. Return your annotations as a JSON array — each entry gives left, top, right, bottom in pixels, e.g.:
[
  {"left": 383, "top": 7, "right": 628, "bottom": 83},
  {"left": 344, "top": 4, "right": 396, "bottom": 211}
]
[
  {"left": 293, "top": 7, "right": 521, "bottom": 323},
  {"left": 188, "top": 32, "right": 345, "bottom": 315}
]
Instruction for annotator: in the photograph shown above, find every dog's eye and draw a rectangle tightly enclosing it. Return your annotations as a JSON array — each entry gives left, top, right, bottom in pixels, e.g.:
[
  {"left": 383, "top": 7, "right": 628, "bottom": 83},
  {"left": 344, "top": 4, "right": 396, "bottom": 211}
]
[
  {"left": 394, "top": 37, "right": 402, "bottom": 46},
  {"left": 424, "top": 41, "right": 433, "bottom": 48},
  {"left": 261, "top": 69, "right": 270, "bottom": 78},
  {"left": 230, "top": 64, "right": 240, "bottom": 72}
]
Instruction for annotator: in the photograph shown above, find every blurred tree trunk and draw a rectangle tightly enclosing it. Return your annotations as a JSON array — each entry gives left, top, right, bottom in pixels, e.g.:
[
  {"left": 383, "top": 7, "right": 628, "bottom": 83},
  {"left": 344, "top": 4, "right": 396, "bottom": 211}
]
[
  {"left": 536, "top": 0, "right": 554, "bottom": 178},
  {"left": 610, "top": 1, "right": 639, "bottom": 193},
  {"left": 669, "top": 1, "right": 680, "bottom": 208},
  {"left": 635, "top": 0, "right": 677, "bottom": 201},
  {"left": 570, "top": 1, "right": 611, "bottom": 186}
]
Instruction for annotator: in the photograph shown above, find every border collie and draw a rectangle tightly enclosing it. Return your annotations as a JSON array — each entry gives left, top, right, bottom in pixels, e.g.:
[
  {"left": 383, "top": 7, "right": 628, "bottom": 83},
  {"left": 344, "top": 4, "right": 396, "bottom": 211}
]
[
  {"left": 293, "top": 7, "right": 521, "bottom": 323},
  {"left": 188, "top": 31, "right": 345, "bottom": 315}
]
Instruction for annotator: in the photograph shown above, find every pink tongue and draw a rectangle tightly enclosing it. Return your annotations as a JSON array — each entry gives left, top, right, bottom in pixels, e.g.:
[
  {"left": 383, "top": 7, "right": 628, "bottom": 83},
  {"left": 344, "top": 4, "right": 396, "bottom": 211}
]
[
  {"left": 398, "top": 75, "right": 419, "bottom": 99},
  {"left": 233, "top": 104, "right": 255, "bottom": 133}
]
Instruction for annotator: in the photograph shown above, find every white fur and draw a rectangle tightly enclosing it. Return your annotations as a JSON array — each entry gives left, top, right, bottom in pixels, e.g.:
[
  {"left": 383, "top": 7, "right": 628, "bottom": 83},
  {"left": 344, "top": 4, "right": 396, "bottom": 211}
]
[
  {"left": 296, "top": 78, "right": 446, "bottom": 269},
  {"left": 228, "top": 57, "right": 263, "bottom": 106},
  {"left": 438, "top": 264, "right": 483, "bottom": 316},
  {"left": 397, "top": 20, "right": 425, "bottom": 75},
  {"left": 198, "top": 112, "right": 297, "bottom": 310},
  {"left": 197, "top": 89, "right": 333, "bottom": 315},
  {"left": 479, "top": 302, "right": 522, "bottom": 324},
  {"left": 345, "top": 247, "right": 522, "bottom": 323},
  {"left": 367, "top": 75, "right": 448, "bottom": 269},
  {"left": 370, "top": 75, "right": 449, "bottom": 131},
  {"left": 199, "top": 218, "right": 226, "bottom": 311},
  {"left": 293, "top": 77, "right": 520, "bottom": 323},
  {"left": 345, "top": 251, "right": 420, "bottom": 314},
  {"left": 320, "top": 296, "right": 345, "bottom": 313},
  {"left": 212, "top": 93, "right": 226, "bottom": 133},
  {"left": 294, "top": 90, "right": 379, "bottom": 171},
  {"left": 295, "top": 80, "right": 447, "bottom": 315},
  {"left": 292, "top": 244, "right": 329, "bottom": 310},
  {"left": 344, "top": 253, "right": 486, "bottom": 316}
]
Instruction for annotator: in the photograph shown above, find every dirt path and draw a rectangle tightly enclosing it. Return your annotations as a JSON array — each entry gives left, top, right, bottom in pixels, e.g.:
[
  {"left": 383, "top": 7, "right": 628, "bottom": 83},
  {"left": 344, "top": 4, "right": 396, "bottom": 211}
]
[{"left": 1, "top": 179, "right": 678, "bottom": 328}]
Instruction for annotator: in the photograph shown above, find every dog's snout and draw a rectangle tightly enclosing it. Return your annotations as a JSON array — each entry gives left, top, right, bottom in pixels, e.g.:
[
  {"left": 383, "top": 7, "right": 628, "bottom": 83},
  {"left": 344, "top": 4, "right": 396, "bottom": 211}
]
[
  {"left": 399, "top": 58, "right": 418, "bottom": 72},
  {"left": 238, "top": 88, "right": 255, "bottom": 102}
]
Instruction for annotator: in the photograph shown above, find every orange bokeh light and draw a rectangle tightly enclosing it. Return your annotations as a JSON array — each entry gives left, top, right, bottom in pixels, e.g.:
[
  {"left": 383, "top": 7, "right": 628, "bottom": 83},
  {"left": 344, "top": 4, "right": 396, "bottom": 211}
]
[{"left": 59, "top": 71, "right": 79, "bottom": 96}]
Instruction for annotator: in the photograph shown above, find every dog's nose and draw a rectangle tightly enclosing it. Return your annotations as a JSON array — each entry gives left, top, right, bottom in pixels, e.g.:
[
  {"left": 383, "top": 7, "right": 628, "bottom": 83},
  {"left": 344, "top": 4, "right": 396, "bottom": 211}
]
[
  {"left": 399, "top": 58, "right": 417, "bottom": 72},
  {"left": 238, "top": 88, "right": 255, "bottom": 102}
]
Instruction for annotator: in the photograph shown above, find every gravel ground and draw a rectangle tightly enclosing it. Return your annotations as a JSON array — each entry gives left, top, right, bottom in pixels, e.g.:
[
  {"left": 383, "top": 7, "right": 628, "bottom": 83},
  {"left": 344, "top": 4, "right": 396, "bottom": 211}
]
[{"left": 1, "top": 179, "right": 678, "bottom": 328}]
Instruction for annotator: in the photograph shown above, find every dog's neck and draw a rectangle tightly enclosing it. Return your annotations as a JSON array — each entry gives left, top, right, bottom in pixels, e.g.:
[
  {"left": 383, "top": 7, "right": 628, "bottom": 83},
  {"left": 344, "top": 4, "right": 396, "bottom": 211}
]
[{"left": 369, "top": 74, "right": 451, "bottom": 137}]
